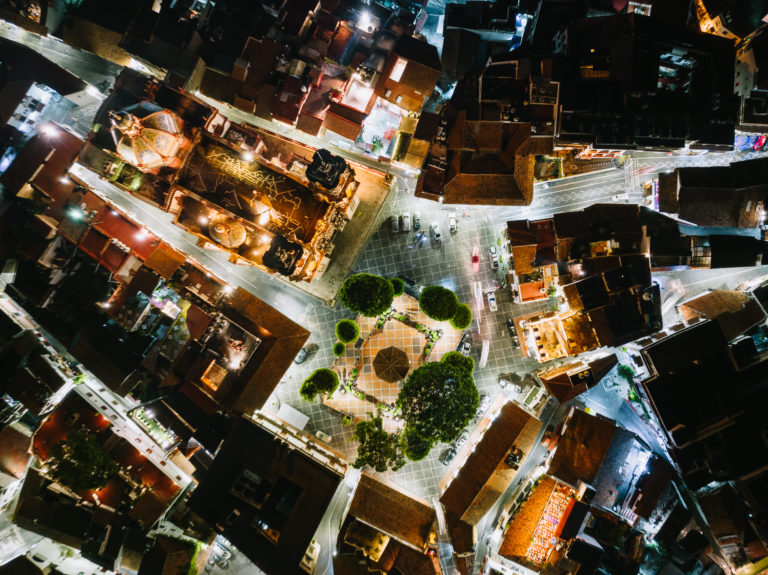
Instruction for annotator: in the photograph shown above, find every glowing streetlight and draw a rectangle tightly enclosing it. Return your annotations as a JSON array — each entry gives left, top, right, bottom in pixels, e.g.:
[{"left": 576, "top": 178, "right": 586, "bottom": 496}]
[
  {"left": 40, "top": 124, "right": 58, "bottom": 137},
  {"left": 241, "top": 151, "right": 254, "bottom": 162}
]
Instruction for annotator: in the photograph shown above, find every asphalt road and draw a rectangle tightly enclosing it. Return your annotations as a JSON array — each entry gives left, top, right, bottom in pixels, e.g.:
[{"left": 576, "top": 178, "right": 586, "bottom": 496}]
[{"left": 0, "top": 20, "right": 121, "bottom": 90}]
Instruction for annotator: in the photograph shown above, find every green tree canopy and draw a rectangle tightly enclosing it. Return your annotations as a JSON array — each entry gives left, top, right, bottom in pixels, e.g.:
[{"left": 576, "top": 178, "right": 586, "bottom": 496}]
[
  {"left": 419, "top": 286, "right": 459, "bottom": 321},
  {"left": 352, "top": 414, "right": 406, "bottom": 472},
  {"left": 47, "top": 428, "right": 119, "bottom": 492},
  {"left": 389, "top": 277, "right": 405, "bottom": 296},
  {"left": 397, "top": 361, "right": 479, "bottom": 444},
  {"left": 339, "top": 273, "right": 394, "bottom": 317},
  {"left": 617, "top": 364, "right": 635, "bottom": 381},
  {"left": 300, "top": 368, "right": 340, "bottom": 401},
  {"left": 450, "top": 303, "right": 472, "bottom": 330},
  {"left": 402, "top": 428, "right": 433, "bottom": 461},
  {"left": 440, "top": 350, "right": 474, "bottom": 374},
  {"left": 335, "top": 319, "right": 360, "bottom": 343},
  {"left": 333, "top": 341, "right": 346, "bottom": 356}
]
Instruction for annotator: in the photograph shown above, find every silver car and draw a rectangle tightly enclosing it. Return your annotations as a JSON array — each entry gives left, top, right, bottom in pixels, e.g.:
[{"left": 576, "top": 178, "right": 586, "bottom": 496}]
[
  {"left": 401, "top": 212, "right": 411, "bottom": 232},
  {"left": 431, "top": 223, "right": 442, "bottom": 242}
]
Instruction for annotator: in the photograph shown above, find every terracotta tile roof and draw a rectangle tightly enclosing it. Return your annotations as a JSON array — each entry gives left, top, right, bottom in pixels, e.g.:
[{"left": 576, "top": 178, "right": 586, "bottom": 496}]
[
  {"left": 440, "top": 402, "right": 541, "bottom": 524},
  {"left": 349, "top": 473, "right": 436, "bottom": 551},
  {"left": 548, "top": 409, "right": 616, "bottom": 486},
  {"left": 507, "top": 220, "right": 537, "bottom": 246},
  {"left": 144, "top": 243, "right": 186, "bottom": 280},
  {"left": 512, "top": 245, "right": 537, "bottom": 275},
  {"left": 678, "top": 290, "right": 767, "bottom": 341},
  {"left": 537, "top": 355, "right": 619, "bottom": 404},
  {"left": 657, "top": 172, "right": 678, "bottom": 214},
  {"left": 445, "top": 510, "right": 475, "bottom": 555},
  {"left": 323, "top": 102, "right": 365, "bottom": 140},
  {"left": 195, "top": 287, "right": 310, "bottom": 414},
  {"left": 438, "top": 113, "right": 535, "bottom": 205},
  {"left": 499, "top": 476, "right": 557, "bottom": 560},
  {"left": 0, "top": 426, "right": 31, "bottom": 479}
]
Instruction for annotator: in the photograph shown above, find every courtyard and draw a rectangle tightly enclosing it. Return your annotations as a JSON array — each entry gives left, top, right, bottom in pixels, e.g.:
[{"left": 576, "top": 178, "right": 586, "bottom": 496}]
[{"left": 325, "top": 294, "right": 462, "bottom": 431}]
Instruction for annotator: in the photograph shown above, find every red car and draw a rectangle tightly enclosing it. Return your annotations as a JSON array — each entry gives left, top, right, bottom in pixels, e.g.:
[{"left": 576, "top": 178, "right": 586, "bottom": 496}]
[
  {"left": 754, "top": 135, "right": 767, "bottom": 151},
  {"left": 471, "top": 247, "right": 480, "bottom": 273}
]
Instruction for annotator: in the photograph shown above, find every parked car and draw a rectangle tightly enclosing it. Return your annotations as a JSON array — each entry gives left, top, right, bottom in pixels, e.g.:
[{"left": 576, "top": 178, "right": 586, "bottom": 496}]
[
  {"left": 478, "top": 394, "right": 492, "bottom": 415},
  {"left": 755, "top": 135, "right": 768, "bottom": 151},
  {"left": 390, "top": 215, "right": 399, "bottom": 233},
  {"left": 487, "top": 291, "right": 498, "bottom": 312},
  {"left": 449, "top": 214, "right": 458, "bottom": 233},
  {"left": 315, "top": 430, "right": 332, "bottom": 443},
  {"left": 455, "top": 430, "right": 469, "bottom": 448},
  {"left": 489, "top": 246, "right": 499, "bottom": 270},
  {"left": 294, "top": 344, "right": 318, "bottom": 364},
  {"left": 457, "top": 334, "right": 471, "bottom": 356},
  {"left": 512, "top": 335, "right": 520, "bottom": 349},
  {"left": 413, "top": 212, "right": 422, "bottom": 230},
  {"left": 506, "top": 318, "right": 516, "bottom": 337},
  {"left": 472, "top": 247, "right": 480, "bottom": 273},
  {"left": 431, "top": 222, "right": 442, "bottom": 242},
  {"left": 499, "top": 378, "right": 522, "bottom": 393},
  {"left": 401, "top": 212, "right": 411, "bottom": 232},
  {"left": 439, "top": 447, "right": 457, "bottom": 465}
]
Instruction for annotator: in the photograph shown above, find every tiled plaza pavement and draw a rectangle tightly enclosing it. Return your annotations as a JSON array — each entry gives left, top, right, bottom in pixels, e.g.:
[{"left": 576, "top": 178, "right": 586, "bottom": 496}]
[{"left": 269, "top": 189, "right": 551, "bottom": 499}]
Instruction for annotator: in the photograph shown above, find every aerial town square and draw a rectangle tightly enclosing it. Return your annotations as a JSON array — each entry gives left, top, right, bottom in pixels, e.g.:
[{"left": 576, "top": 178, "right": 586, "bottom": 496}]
[{"left": 1, "top": 1, "right": 768, "bottom": 574}]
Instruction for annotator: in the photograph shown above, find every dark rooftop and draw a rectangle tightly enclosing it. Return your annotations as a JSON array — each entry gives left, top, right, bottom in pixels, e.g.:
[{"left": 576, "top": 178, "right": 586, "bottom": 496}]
[
  {"left": 349, "top": 473, "right": 436, "bottom": 551},
  {"left": 189, "top": 416, "right": 342, "bottom": 575},
  {"left": 549, "top": 409, "right": 617, "bottom": 487},
  {"left": 440, "top": 401, "right": 541, "bottom": 524}
]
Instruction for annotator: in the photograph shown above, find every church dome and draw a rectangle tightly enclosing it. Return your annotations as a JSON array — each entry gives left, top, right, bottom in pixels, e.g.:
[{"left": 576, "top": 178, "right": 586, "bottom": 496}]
[{"left": 110, "top": 102, "right": 185, "bottom": 171}]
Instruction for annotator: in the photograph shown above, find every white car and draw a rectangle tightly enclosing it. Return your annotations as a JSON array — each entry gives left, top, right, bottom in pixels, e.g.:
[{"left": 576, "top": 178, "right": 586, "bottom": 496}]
[
  {"left": 489, "top": 246, "right": 499, "bottom": 270},
  {"left": 430, "top": 223, "right": 442, "bottom": 242},
  {"left": 449, "top": 214, "right": 458, "bottom": 233},
  {"left": 413, "top": 212, "right": 422, "bottom": 230},
  {"left": 401, "top": 212, "right": 411, "bottom": 232},
  {"left": 487, "top": 291, "right": 498, "bottom": 312}
]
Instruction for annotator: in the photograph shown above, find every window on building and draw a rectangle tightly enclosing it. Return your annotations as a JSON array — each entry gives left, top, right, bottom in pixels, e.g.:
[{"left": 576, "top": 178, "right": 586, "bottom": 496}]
[{"left": 389, "top": 58, "right": 407, "bottom": 82}]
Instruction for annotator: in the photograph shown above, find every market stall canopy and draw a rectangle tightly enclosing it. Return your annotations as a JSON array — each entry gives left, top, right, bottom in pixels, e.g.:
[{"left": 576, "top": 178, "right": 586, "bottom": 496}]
[{"left": 373, "top": 346, "right": 410, "bottom": 383}]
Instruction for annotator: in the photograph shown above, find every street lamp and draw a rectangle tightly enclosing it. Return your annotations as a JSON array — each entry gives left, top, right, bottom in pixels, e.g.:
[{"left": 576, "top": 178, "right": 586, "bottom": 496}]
[{"left": 40, "top": 124, "right": 58, "bottom": 137}]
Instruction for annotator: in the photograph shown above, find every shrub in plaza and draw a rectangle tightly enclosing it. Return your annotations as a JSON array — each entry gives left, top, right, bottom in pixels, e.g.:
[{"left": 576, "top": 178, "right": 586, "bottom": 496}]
[
  {"left": 333, "top": 341, "right": 346, "bottom": 356},
  {"left": 440, "top": 350, "right": 475, "bottom": 374},
  {"left": 402, "top": 428, "right": 433, "bottom": 461},
  {"left": 47, "top": 428, "right": 120, "bottom": 491},
  {"left": 339, "top": 273, "right": 394, "bottom": 317},
  {"left": 450, "top": 303, "right": 472, "bottom": 330},
  {"left": 300, "top": 368, "right": 340, "bottom": 401},
  {"left": 389, "top": 277, "right": 405, "bottom": 296},
  {"left": 397, "top": 361, "right": 479, "bottom": 445},
  {"left": 335, "top": 318, "right": 360, "bottom": 343},
  {"left": 352, "top": 414, "right": 406, "bottom": 472},
  {"left": 617, "top": 364, "right": 635, "bottom": 381},
  {"left": 419, "top": 285, "right": 459, "bottom": 321}
]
